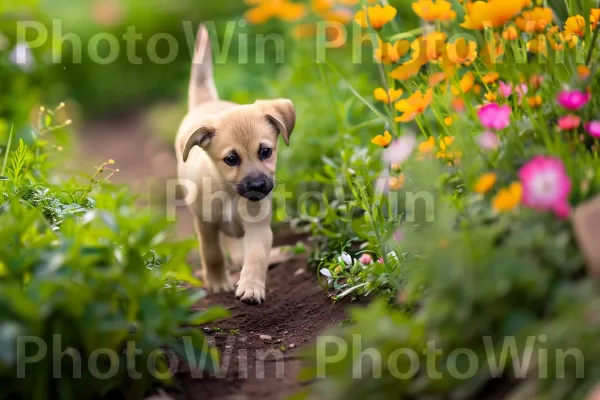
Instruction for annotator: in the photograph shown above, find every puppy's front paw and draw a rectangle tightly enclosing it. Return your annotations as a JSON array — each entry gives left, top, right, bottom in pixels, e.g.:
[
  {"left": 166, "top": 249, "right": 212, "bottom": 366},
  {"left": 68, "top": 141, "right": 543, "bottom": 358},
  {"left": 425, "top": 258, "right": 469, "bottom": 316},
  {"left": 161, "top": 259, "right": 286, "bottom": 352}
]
[
  {"left": 235, "top": 279, "right": 265, "bottom": 305},
  {"left": 204, "top": 272, "right": 234, "bottom": 293}
]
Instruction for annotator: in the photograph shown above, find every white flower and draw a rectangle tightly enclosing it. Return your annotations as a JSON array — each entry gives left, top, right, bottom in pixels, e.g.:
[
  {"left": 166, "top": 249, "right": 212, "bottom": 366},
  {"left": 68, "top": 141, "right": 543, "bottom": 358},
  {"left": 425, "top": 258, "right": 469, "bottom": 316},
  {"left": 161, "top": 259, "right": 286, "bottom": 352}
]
[
  {"left": 320, "top": 268, "right": 332, "bottom": 278},
  {"left": 9, "top": 43, "right": 34, "bottom": 71},
  {"left": 383, "top": 134, "right": 416, "bottom": 165},
  {"left": 340, "top": 252, "right": 353, "bottom": 266}
]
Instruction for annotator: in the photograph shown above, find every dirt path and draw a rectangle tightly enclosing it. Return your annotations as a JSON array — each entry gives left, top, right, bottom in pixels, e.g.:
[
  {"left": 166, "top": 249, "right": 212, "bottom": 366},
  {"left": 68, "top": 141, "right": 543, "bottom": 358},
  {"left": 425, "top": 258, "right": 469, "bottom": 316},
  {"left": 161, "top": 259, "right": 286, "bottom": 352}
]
[{"left": 78, "top": 111, "right": 348, "bottom": 400}]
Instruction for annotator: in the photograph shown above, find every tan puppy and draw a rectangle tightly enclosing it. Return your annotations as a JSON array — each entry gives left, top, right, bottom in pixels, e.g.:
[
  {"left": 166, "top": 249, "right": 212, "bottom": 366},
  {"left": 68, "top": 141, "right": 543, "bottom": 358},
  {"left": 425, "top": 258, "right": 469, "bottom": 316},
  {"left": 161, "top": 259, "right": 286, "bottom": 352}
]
[{"left": 175, "top": 25, "right": 295, "bottom": 305}]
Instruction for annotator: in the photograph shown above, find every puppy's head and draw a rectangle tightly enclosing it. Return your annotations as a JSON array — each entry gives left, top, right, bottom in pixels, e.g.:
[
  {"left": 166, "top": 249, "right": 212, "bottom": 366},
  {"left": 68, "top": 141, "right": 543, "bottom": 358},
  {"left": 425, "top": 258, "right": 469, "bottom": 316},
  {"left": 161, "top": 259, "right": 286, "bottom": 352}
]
[{"left": 182, "top": 99, "right": 295, "bottom": 201}]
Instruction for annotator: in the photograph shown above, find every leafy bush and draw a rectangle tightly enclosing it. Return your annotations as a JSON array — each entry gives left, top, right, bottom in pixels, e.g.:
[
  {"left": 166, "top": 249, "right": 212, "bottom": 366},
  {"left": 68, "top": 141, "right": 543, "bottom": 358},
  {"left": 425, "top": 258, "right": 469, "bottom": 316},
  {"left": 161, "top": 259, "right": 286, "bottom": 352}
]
[
  {"left": 0, "top": 106, "right": 226, "bottom": 399},
  {"left": 244, "top": 0, "right": 600, "bottom": 398}
]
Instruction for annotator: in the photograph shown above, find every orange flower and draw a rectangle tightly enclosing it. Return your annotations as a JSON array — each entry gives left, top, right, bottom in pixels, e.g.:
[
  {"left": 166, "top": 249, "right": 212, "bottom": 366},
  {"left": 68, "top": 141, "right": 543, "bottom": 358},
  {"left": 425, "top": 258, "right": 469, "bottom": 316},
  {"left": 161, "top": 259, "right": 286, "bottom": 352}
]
[
  {"left": 412, "top": 0, "right": 456, "bottom": 22},
  {"left": 429, "top": 72, "right": 448, "bottom": 87},
  {"left": 492, "top": 182, "right": 522, "bottom": 212},
  {"left": 390, "top": 59, "right": 425, "bottom": 81},
  {"left": 577, "top": 65, "right": 591, "bottom": 80},
  {"left": 444, "top": 115, "right": 456, "bottom": 126},
  {"left": 373, "top": 87, "right": 404, "bottom": 104},
  {"left": 418, "top": 136, "right": 436, "bottom": 154},
  {"left": 388, "top": 174, "right": 406, "bottom": 190},
  {"left": 451, "top": 97, "right": 465, "bottom": 112},
  {"left": 474, "top": 172, "right": 497, "bottom": 194},
  {"left": 419, "top": 31, "right": 448, "bottom": 62},
  {"left": 527, "top": 94, "right": 542, "bottom": 108},
  {"left": 482, "top": 72, "right": 500, "bottom": 84},
  {"left": 375, "top": 40, "right": 410, "bottom": 64},
  {"left": 461, "top": 0, "right": 531, "bottom": 30},
  {"left": 395, "top": 89, "right": 434, "bottom": 122},
  {"left": 445, "top": 37, "right": 478, "bottom": 66},
  {"left": 592, "top": 8, "right": 600, "bottom": 29},
  {"left": 502, "top": 26, "right": 519, "bottom": 40},
  {"left": 354, "top": 4, "right": 397, "bottom": 29},
  {"left": 245, "top": 0, "right": 307, "bottom": 24},
  {"left": 515, "top": 7, "right": 553, "bottom": 33},
  {"left": 527, "top": 35, "right": 548, "bottom": 55},
  {"left": 371, "top": 131, "right": 393, "bottom": 147},
  {"left": 451, "top": 71, "right": 475, "bottom": 95},
  {"left": 565, "top": 15, "right": 586, "bottom": 38}
]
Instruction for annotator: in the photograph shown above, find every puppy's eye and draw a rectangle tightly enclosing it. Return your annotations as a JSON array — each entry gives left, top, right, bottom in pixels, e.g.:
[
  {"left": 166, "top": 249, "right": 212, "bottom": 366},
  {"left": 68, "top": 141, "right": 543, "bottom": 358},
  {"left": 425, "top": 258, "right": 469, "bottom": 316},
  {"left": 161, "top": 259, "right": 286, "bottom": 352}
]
[
  {"left": 258, "top": 147, "right": 272, "bottom": 161},
  {"left": 224, "top": 154, "right": 240, "bottom": 166}
]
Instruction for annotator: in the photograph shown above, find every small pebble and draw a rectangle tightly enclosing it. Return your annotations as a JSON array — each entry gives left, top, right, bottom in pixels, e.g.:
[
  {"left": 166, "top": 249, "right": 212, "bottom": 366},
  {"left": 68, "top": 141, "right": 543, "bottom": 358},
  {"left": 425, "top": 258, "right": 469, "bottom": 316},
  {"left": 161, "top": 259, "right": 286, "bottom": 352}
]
[
  {"left": 259, "top": 334, "right": 272, "bottom": 341},
  {"left": 289, "top": 344, "right": 295, "bottom": 349}
]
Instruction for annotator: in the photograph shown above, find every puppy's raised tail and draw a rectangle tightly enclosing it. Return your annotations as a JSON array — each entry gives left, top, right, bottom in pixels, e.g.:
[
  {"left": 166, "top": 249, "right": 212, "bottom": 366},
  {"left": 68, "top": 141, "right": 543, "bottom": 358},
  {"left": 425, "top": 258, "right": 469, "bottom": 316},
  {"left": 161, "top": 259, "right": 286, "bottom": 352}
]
[{"left": 188, "top": 25, "right": 218, "bottom": 111}]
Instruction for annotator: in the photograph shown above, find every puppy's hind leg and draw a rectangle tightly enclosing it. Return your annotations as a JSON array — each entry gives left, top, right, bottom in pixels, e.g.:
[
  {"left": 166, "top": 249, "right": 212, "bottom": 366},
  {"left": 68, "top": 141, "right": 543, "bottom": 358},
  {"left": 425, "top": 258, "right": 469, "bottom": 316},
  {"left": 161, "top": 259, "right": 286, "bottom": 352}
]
[{"left": 193, "top": 217, "right": 234, "bottom": 293}]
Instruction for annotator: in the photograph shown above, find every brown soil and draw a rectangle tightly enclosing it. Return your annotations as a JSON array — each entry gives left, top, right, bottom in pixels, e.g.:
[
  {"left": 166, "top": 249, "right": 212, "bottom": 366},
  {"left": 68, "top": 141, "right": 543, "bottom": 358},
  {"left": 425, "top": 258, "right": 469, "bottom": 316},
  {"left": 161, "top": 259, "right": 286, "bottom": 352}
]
[{"left": 78, "top": 112, "right": 349, "bottom": 400}]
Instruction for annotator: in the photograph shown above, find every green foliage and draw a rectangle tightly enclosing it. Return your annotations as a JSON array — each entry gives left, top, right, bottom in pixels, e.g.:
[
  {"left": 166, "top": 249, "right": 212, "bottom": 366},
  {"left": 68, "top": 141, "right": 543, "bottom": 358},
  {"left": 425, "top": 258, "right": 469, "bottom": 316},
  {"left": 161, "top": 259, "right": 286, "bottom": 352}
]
[{"left": 0, "top": 109, "right": 226, "bottom": 399}]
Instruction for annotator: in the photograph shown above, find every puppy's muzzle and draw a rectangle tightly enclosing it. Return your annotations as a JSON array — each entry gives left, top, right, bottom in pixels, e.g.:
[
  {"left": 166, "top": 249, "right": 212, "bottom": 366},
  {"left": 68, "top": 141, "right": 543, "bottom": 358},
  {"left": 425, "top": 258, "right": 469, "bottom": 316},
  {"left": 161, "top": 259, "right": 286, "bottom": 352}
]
[{"left": 238, "top": 173, "right": 274, "bottom": 201}]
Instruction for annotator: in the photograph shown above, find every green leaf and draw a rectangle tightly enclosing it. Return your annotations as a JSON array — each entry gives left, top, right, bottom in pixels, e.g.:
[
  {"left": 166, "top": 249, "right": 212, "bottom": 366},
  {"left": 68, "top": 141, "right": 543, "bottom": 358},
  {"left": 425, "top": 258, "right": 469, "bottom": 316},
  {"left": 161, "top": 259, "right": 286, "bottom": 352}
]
[{"left": 187, "top": 306, "right": 230, "bottom": 326}]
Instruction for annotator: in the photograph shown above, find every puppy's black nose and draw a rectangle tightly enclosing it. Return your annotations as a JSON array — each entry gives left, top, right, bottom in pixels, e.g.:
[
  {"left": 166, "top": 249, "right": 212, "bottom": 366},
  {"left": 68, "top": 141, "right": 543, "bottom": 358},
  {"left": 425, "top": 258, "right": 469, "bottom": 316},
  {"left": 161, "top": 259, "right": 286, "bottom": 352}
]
[{"left": 247, "top": 179, "right": 267, "bottom": 193}]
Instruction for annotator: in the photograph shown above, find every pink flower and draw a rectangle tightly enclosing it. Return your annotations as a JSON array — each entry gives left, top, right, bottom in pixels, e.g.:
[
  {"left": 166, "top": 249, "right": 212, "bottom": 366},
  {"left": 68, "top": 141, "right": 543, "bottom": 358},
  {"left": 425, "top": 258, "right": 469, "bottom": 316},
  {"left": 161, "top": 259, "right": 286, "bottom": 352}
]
[
  {"left": 393, "top": 228, "right": 404, "bottom": 242},
  {"left": 518, "top": 156, "right": 572, "bottom": 219},
  {"left": 383, "top": 134, "right": 416, "bottom": 165},
  {"left": 558, "top": 114, "right": 581, "bottom": 130},
  {"left": 557, "top": 89, "right": 591, "bottom": 110},
  {"left": 585, "top": 120, "right": 600, "bottom": 138},
  {"left": 377, "top": 257, "right": 384, "bottom": 264},
  {"left": 478, "top": 103, "right": 511, "bottom": 130},
  {"left": 359, "top": 254, "right": 373, "bottom": 265},
  {"left": 477, "top": 131, "right": 501, "bottom": 151},
  {"left": 515, "top": 83, "right": 528, "bottom": 100},
  {"left": 498, "top": 81, "right": 513, "bottom": 97}
]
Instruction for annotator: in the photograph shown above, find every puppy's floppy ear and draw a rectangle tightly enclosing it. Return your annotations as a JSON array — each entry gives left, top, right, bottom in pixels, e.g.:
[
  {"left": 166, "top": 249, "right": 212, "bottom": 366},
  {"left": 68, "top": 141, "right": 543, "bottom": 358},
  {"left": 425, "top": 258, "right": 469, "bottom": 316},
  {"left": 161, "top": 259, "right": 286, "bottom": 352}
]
[
  {"left": 182, "top": 126, "right": 215, "bottom": 162},
  {"left": 255, "top": 99, "right": 296, "bottom": 146}
]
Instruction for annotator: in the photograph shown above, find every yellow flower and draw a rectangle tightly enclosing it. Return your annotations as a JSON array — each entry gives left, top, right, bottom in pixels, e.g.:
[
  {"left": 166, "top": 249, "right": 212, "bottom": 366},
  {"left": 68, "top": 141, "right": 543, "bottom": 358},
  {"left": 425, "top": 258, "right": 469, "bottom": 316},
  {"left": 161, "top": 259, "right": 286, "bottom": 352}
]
[
  {"left": 451, "top": 71, "right": 475, "bottom": 95},
  {"left": 445, "top": 37, "right": 478, "bottom": 66},
  {"left": 461, "top": 0, "right": 531, "bottom": 30},
  {"left": 502, "top": 26, "right": 519, "bottom": 40},
  {"left": 418, "top": 136, "right": 436, "bottom": 154},
  {"left": 515, "top": 7, "right": 553, "bottom": 33},
  {"left": 481, "top": 72, "right": 500, "bottom": 84},
  {"left": 527, "top": 94, "right": 542, "bottom": 108},
  {"left": 371, "top": 131, "right": 393, "bottom": 147},
  {"left": 474, "top": 172, "right": 497, "bottom": 194},
  {"left": 438, "top": 136, "right": 454, "bottom": 151},
  {"left": 395, "top": 89, "right": 434, "bottom": 122},
  {"left": 374, "top": 88, "right": 403, "bottom": 104},
  {"left": 388, "top": 174, "right": 406, "bottom": 190},
  {"left": 354, "top": 4, "right": 397, "bottom": 29},
  {"left": 484, "top": 91, "right": 497, "bottom": 102},
  {"left": 412, "top": 0, "right": 456, "bottom": 22},
  {"left": 375, "top": 40, "right": 411, "bottom": 64},
  {"left": 492, "top": 182, "right": 523, "bottom": 212},
  {"left": 565, "top": 15, "right": 586, "bottom": 38},
  {"left": 444, "top": 115, "right": 455, "bottom": 126},
  {"left": 527, "top": 35, "right": 548, "bottom": 55}
]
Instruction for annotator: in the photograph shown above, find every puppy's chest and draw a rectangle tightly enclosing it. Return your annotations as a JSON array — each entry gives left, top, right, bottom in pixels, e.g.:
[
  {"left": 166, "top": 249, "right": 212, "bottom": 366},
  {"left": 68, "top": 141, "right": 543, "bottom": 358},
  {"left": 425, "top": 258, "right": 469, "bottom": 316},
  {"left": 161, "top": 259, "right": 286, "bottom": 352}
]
[{"left": 219, "top": 220, "right": 244, "bottom": 238}]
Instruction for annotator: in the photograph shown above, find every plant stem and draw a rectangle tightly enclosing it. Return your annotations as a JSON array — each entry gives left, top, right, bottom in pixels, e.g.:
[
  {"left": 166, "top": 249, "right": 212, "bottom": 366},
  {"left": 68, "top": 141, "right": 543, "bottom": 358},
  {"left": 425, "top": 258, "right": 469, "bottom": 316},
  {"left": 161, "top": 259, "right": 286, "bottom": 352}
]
[{"left": 1, "top": 125, "right": 14, "bottom": 176}]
